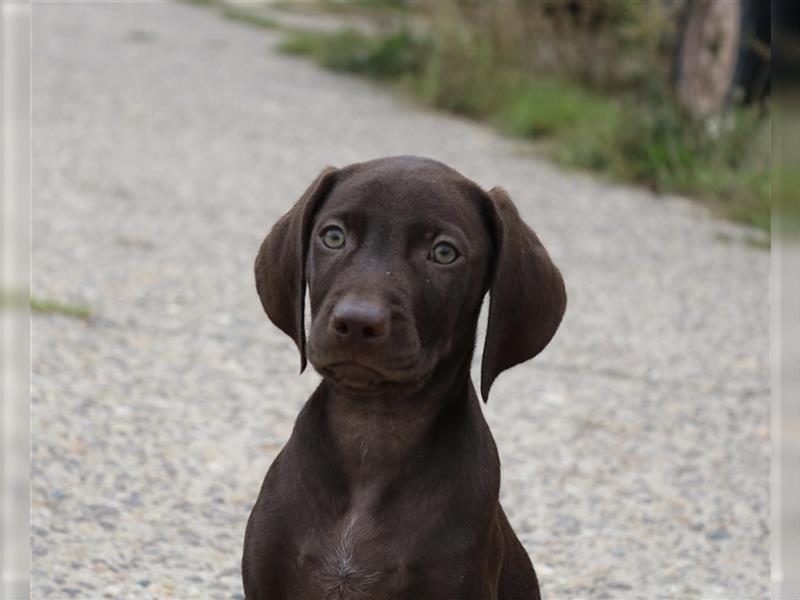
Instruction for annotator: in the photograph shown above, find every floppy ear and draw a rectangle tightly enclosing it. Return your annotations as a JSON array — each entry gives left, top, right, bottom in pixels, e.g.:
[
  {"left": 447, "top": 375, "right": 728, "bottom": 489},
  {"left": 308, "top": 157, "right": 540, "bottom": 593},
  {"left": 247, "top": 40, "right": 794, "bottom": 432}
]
[
  {"left": 480, "top": 186, "right": 567, "bottom": 401},
  {"left": 254, "top": 167, "right": 338, "bottom": 372}
]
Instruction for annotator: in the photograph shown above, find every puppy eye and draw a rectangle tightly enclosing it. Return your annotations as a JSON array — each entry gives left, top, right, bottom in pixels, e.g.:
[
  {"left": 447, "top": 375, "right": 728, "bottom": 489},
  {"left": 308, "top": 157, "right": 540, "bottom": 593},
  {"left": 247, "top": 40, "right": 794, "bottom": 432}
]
[
  {"left": 430, "top": 241, "right": 459, "bottom": 265},
  {"left": 321, "top": 225, "right": 346, "bottom": 249}
]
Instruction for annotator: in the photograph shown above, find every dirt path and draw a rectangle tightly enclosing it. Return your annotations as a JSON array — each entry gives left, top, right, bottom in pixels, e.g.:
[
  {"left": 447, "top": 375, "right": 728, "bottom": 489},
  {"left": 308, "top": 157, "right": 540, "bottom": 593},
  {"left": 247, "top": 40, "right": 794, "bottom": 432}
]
[{"left": 31, "top": 2, "right": 769, "bottom": 598}]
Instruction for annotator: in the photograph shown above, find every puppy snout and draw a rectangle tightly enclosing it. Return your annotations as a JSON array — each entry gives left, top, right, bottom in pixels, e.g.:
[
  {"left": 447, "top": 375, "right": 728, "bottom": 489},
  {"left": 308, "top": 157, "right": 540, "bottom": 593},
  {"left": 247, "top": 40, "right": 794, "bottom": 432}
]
[{"left": 331, "top": 298, "right": 389, "bottom": 343}]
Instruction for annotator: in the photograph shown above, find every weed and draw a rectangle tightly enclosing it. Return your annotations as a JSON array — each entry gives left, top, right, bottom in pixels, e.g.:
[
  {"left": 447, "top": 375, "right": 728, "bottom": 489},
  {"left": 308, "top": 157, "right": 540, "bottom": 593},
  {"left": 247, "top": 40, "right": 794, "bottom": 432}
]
[
  {"left": 714, "top": 231, "right": 770, "bottom": 250},
  {"left": 0, "top": 289, "right": 93, "bottom": 320},
  {"left": 220, "top": 6, "right": 279, "bottom": 30},
  {"left": 278, "top": 19, "right": 769, "bottom": 229},
  {"left": 280, "top": 28, "right": 427, "bottom": 80},
  {"left": 595, "top": 83, "right": 771, "bottom": 229},
  {"left": 496, "top": 79, "right": 620, "bottom": 140},
  {"left": 233, "top": 0, "right": 770, "bottom": 230},
  {"left": 178, "top": 0, "right": 218, "bottom": 6},
  {"left": 30, "top": 296, "right": 92, "bottom": 320},
  {"left": 3, "top": 289, "right": 91, "bottom": 319}
]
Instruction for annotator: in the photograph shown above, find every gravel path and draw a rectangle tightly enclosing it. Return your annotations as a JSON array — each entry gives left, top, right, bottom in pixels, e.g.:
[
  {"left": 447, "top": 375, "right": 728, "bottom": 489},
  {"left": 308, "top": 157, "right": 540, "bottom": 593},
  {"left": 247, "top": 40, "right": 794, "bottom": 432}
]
[{"left": 31, "top": 3, "right": 769, "bottom": 599}]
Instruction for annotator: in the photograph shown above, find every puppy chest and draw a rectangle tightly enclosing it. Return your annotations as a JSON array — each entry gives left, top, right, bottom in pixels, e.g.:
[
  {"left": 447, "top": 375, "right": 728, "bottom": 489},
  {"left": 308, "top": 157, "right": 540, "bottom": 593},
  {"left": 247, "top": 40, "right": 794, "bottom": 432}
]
[{"left": 295, "top": 514, "right": 407, "bottom": 599}]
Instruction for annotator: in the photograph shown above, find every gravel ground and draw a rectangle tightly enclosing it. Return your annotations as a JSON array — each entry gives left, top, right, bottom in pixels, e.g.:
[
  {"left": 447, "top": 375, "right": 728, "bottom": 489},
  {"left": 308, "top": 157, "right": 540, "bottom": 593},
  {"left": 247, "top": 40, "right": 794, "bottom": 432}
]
[{"left": 31, "top": 3, "right": 769, "bottom": 599}]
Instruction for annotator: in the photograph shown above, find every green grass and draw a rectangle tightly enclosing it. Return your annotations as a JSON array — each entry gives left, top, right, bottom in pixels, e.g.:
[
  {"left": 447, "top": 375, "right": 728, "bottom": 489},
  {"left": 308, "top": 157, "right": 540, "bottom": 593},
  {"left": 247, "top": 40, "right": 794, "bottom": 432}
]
[
  {"left": 304, "top": 0, "right": 412, "bottom": 14},
  {"left": 179, "top": 0, "right": 279, "bottom": 30},
  {"left": 220, "top": 6, "right": 279, "bottom": 30},
  {"left": 277, "top": 25, "right": 769, "bottom": 232},
  {"left": 280, "top": 28, "right": 427, "bottom": 79},
  {"left": 271, "top": 0, "right": 413, "bottom": 20},
  {"left": 714, "top": 231, "right": 770, "bottom": 250},
  {"left": 31, "top": 297, "right": 92, "bottom": 320},
  {"left": 495, "top": 79, "right": 621, "bottom": 141},
  {"left": 1, "top": 289, "right": 92, "bottom": 320}
]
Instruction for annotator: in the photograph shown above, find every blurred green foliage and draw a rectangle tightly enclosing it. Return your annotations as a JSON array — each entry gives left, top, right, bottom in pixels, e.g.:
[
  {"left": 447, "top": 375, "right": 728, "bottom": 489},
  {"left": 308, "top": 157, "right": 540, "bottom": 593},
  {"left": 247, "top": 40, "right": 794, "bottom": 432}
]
[
  {"left": 221, "top": 5, "right": 279, "bottom": 29},
  {"left": 281, "top": 29, "right": 428, "bottom": 79},
  {"left": 0, "top": 289, "right": 92, "bottom": 319},
  {"left": 275, "top": 0, "right": 769, "bottom": 230}
]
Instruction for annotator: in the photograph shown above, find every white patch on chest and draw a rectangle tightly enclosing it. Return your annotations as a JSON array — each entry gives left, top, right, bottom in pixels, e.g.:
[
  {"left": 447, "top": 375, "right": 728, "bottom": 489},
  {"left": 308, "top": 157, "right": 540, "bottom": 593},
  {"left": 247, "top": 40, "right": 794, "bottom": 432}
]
[{"left": 319, "top": 514, "right": 380, "bottom": 600}]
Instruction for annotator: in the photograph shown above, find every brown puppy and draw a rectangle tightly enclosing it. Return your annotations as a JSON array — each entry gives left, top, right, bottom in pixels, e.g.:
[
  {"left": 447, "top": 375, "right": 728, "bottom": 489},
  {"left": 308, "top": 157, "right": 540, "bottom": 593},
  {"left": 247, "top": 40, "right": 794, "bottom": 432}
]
[{"left": 242, "top": 156, "right": 566, "bottom": 600}]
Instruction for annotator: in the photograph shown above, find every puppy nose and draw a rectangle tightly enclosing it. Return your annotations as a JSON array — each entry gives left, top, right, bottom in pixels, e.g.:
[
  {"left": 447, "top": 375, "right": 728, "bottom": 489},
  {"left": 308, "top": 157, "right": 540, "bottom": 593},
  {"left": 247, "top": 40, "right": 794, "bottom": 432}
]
[{"left": 331, "top": 298, "right": 389, "bottom": 341}]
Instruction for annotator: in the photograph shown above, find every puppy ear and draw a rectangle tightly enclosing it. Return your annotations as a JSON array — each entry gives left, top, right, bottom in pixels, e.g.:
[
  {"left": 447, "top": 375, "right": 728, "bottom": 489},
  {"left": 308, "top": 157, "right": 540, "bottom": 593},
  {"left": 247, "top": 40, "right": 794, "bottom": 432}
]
[
  {"left": 254, "top": 167, "right": 338, "bottom": 372},
  {"left": 480, "top": 186, "right": 567, "bottom": 401}
]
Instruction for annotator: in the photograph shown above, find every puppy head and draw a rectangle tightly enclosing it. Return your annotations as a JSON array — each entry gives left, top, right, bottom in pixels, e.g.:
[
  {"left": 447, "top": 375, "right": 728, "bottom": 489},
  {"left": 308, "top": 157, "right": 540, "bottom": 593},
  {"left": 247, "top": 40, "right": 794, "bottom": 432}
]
[{"left": 255, "top": 156, "right": 566, "bottom": 400}]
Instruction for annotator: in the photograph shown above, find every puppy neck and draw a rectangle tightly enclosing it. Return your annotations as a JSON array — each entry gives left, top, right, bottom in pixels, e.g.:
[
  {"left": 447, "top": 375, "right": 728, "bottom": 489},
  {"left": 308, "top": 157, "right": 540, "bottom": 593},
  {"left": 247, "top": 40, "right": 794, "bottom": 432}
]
[{"left": 320, "top": 345, "right": 475, "bottom": 484}]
